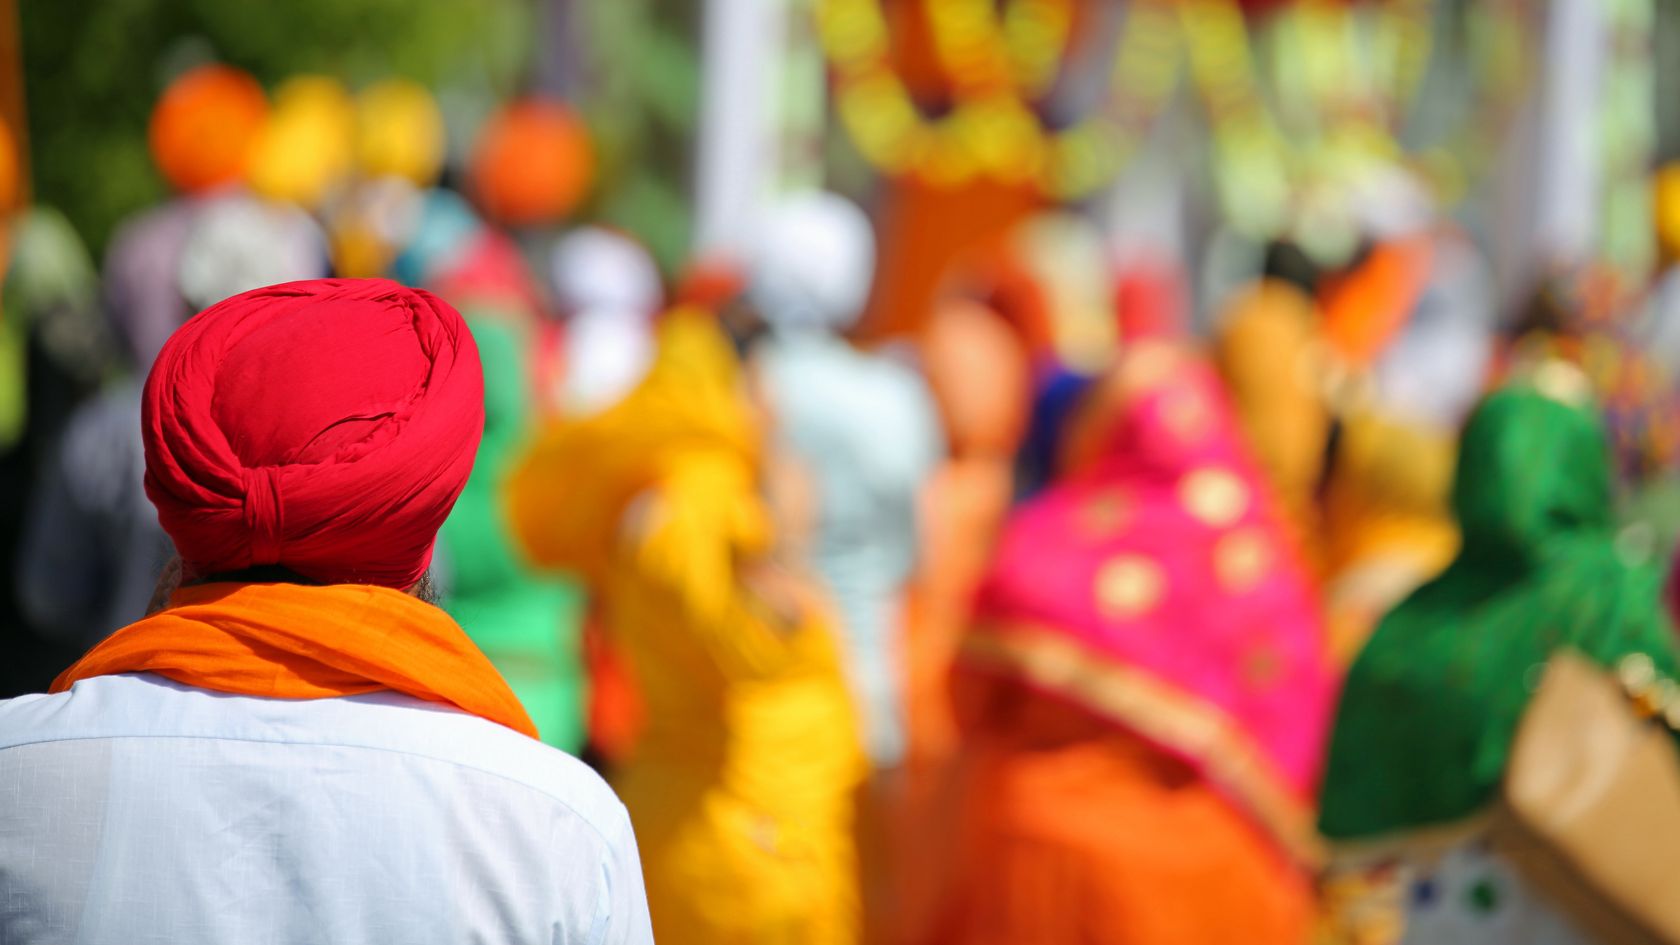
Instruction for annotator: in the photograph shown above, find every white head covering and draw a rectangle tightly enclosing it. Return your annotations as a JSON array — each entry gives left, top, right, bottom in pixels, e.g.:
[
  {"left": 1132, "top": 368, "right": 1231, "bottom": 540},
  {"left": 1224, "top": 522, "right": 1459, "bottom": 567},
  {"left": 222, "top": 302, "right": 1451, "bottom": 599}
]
[
  {"left": 747, "top": 191, "right": 876, "bottom": 334},
  {"left": 548, "top": 227, "right": 663, "bottom": 414},
  {"left": 177, "top": 193, "right": 328, "bottom": 312},
  {"left": 549, "top": 227, "right": 663, "bottom": 316}
]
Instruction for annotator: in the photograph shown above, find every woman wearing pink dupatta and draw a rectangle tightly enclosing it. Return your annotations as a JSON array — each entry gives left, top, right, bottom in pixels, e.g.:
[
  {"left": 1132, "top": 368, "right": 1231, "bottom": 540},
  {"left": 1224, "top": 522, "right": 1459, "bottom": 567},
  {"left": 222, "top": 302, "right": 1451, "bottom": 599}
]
[{"left": 934, "top": 326, "right": 1335, "bottom": 944}]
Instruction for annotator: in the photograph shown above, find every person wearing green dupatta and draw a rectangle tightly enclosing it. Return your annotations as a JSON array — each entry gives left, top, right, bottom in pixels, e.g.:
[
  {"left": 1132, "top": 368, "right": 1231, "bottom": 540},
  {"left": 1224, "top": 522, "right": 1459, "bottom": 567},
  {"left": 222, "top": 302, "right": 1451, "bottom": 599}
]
[
  {"left": 1316, "top": 372, "right": 1680, "bottom": 945},
  {"left": 438, "top": 316, "right": 588, "bottom": 751}
]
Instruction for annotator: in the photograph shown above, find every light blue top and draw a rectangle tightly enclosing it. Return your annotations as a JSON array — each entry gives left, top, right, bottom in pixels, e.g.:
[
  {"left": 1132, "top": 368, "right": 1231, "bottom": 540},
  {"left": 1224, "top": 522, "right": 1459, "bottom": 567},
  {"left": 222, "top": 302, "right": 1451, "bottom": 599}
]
[
  {"left": 0, "top": 673, "right": 653, "bottom": 945},
  {"left": 759, "top": 332, "right": 943, "bottom": 767}
]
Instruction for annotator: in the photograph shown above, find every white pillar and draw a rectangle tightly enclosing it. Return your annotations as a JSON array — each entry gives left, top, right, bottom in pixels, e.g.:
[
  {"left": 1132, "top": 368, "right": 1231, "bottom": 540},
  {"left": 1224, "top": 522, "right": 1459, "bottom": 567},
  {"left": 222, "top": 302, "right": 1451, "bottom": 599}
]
[
  {"left": 1529, "top": 0, "right": 1606, "bottom": 267},
  {"left": 693, "top": 0, "right": 786, "bottom": 258}
]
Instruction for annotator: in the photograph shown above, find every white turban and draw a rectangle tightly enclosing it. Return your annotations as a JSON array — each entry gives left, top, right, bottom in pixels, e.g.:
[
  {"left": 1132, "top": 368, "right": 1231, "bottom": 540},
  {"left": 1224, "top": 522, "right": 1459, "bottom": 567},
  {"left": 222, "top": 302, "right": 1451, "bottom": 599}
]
[
  {"left": 748, "top": 191, "right": 875, "bottom": 334},
  {"left": 549, "top": 227, "right": 663, "bottom": 414},
  {"left": 177, "top": 193, "right": 328, "bottom": 312},
  {"left": 549, "top": 227, "right": 663, "bottom": 317}
]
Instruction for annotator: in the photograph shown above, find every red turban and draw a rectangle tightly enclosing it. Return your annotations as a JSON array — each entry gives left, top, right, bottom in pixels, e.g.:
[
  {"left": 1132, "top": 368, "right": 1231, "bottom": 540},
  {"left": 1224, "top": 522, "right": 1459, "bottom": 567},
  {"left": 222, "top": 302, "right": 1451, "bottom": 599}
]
[{"left": 143, "top": 278, "right": 484, "bottom": 588}]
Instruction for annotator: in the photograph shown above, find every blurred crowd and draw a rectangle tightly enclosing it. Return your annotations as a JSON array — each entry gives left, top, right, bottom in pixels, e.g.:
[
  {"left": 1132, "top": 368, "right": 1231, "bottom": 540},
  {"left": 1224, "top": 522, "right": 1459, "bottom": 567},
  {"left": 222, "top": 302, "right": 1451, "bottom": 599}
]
[{"left": 7, "top": 45, "right": 1680, "bottom": 945}]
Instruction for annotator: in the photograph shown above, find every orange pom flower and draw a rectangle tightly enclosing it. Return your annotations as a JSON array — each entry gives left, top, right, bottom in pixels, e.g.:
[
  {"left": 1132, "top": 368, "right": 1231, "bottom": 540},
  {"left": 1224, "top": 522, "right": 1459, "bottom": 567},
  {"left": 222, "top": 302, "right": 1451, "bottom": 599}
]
[
  {"left": 149, "top": 64, "right": 268, "bottom": 194},
  {"left": 468, "top": 99, "right": 593, "bottom": 226}
]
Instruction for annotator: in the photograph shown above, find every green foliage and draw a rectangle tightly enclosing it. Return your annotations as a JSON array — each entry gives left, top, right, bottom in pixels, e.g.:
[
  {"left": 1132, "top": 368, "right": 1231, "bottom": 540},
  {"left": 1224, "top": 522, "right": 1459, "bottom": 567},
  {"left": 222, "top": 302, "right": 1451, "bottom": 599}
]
[{"left": 576, "top": 0, "right": 700, "bottom": 276}]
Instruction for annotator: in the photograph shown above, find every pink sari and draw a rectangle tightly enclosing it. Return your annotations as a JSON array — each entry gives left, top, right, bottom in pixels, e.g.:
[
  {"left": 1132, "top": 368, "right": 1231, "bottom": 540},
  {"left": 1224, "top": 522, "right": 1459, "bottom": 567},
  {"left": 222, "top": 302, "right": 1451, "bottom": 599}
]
[{"left": 960, "top": 345, "right": 1336, "bottom": 863}]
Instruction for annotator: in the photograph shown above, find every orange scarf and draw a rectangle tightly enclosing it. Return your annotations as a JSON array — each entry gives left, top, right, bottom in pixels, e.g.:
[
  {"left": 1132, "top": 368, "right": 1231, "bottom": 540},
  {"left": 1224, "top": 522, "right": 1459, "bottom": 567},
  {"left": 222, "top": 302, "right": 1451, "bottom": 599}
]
[
  {"left": 1319, "top": 236, "right": 1435, "bottom": 366},
  {"left": 52, "top": 582, "right": 538, "bottom": 739}
]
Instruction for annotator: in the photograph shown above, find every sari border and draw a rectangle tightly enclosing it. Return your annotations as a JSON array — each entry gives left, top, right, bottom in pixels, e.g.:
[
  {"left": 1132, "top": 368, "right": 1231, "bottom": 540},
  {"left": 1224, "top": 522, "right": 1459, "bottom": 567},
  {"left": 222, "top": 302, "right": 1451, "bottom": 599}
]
[{"left": 960, "top": 621, "right": 1326, "bottom": 868}]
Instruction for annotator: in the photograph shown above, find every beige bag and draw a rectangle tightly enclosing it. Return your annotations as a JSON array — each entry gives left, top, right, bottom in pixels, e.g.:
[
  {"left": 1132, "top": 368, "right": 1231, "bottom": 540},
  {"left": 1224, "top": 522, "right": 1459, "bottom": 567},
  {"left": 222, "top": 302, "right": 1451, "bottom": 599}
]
[{"left": 1496, "top": 648, "right": 1680, "bottom": 945}]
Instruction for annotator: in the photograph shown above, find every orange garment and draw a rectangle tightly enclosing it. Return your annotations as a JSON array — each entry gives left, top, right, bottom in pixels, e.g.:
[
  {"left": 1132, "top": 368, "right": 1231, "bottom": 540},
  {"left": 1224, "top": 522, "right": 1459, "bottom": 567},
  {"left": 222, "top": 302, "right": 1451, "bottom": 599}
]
[
  {"left": 1318, "top": 237, "right": 1433, "bottom": 367},
  {"left": 909, "top": 299, "right": 1032, "bottom": 760},
  {"left": 52, "top": 581, "right": 538, "bottom": 739},
  {"left": 886, "top": 300, "right": 1031, "bottom": 944},
  {"left": 903, "top": 461, "right": 1015, "bottom": 763},
  {"left": 581, "top": 614, "right": 645, "bottom": 763},
  {"left": 880, "top": 459, "right": 1015, "bottom": 945},
  {"left": 935, "top": 676, "right": 1314, "bottom": 945}
]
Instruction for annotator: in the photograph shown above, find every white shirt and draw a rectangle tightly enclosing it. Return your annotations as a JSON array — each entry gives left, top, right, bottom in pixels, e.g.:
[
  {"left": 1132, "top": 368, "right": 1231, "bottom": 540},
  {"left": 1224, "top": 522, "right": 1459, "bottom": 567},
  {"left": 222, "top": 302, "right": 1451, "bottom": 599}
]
[{"left": 0, "top": 673, "right": 654, "bottom": 945}]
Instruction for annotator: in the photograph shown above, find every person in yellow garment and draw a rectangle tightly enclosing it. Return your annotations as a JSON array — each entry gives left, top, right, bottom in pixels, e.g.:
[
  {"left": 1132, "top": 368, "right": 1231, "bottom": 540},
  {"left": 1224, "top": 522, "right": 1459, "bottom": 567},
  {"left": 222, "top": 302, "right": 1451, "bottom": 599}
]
[{"left": 509, "top": 305, "right": 865, "bottom": 944}]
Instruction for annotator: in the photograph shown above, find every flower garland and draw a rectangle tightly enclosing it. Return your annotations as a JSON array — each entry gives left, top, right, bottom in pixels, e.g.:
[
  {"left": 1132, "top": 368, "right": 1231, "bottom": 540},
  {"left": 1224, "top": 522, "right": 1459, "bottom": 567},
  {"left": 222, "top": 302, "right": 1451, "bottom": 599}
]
[
  {"left": 817, "top": 0, "right": 1531, "bottom": 214},
  {"left": 817, "top": 0, "right": 1184, "bottom": 198}
]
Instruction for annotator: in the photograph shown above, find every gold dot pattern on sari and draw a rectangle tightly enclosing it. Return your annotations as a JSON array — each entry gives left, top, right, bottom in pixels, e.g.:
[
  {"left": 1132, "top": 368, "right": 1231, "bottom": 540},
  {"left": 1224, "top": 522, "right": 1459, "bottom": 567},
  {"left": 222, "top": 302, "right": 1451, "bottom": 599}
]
[
  {"left": 1078, "top": 489, "right": 1132, "bottom": 538},
  {"left": 1178, "top": 467, "right": 1249, "bottom": 528},
  {"left": 1094, "top": 554, "right": 1165, "bottom": 619},
  {"left": 1214, "top": 528, "right": 1271, "bottom": 593},
  {"left": 1242, "top": 642, "right": 1284, "bottom": 691}
]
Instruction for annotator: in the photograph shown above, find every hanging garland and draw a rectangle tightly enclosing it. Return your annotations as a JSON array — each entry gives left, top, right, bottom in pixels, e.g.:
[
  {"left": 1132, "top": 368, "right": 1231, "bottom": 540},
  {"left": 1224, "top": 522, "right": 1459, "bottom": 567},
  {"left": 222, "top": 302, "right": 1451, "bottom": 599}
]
[
  {"left": 1176, "top": 0, "right": 1289, "bottom": 233},
  {"left": 817, "top": 0, "right": 1532, "bottom": 215},
  {"left": 1182, "top": 0, "right": 1532, "bottom": 239},
  {"left": 926, "top": 0, "right": 1073, "bottom": 98},
  {"left": 816, "top": 0, "right": 1184, "bottom": 198},
  {"left": 1256, "top": 0, "right": 1530, "bottom": 202},
  {"left": 1262, "top": 0, "right": 1435, "bottom": 135}
]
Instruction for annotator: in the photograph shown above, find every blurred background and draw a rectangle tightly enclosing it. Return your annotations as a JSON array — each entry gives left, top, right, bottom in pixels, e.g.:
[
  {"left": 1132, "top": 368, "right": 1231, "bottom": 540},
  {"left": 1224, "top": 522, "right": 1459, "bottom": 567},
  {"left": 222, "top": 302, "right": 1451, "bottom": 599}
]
[{"left": 8, "top": 0, "right": 1680, "bottom": 941}]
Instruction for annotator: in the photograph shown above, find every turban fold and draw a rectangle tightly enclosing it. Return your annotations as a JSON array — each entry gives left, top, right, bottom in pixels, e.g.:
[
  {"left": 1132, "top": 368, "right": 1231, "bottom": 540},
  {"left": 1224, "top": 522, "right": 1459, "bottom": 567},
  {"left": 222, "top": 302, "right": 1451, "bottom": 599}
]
[{"left": 143, "top": 278, "right": 484, "bottom": 588}]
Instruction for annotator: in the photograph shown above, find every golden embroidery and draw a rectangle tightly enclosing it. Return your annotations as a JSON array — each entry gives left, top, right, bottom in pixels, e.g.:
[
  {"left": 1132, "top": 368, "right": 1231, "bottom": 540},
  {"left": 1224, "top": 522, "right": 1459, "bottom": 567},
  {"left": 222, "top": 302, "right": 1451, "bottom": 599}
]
[
  {"left": 1242, "top": 641, "right": 1284, "bottom": 690},
  {"left": 1078, "top": 489, "right": 1132, "bottom": 538},
  {"left": 961, "top": 624, "right": 1324, "bottom": 867},
  {"left": 1094, "top": 554, "right": 1165, "bottom": 618},
  {"left": 1179, "top": 466, "right": 1249, "bottom": 527},
  {"left": 1214, "top": 527, "right": 1270, "bottom": 592}
]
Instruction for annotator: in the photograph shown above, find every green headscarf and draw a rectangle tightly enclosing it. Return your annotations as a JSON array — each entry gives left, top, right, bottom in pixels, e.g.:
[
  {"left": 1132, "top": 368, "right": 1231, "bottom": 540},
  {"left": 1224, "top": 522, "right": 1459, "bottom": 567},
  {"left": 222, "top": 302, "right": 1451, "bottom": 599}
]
[
  {"left": 1318, "top": 382, "right": 1680, "bottom": 841},
  {"left": 438, "top": 313, "right": 588, "bottom": 751}
]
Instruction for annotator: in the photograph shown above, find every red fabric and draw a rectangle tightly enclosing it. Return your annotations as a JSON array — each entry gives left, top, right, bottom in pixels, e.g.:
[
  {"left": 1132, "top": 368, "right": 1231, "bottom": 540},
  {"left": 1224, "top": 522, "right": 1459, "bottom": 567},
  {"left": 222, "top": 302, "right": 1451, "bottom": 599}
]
[
  {"left": 581, "top": 614, "right": 645, "bottom": 763},
  {"left": 1668, "top": 561, "right": 1680, "bottom": 632},
  {"left": 143, "top": 278, "right": 484, "bottom": 588},
  {"left": 1113, "top": 256, "right": 1189, "bottom": 344},
  {"left": 673, "top": 258, "right": 746, "bottom": 310},
  {"left": 429, "top": 230, "right": 548, "bottom": 321}
]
